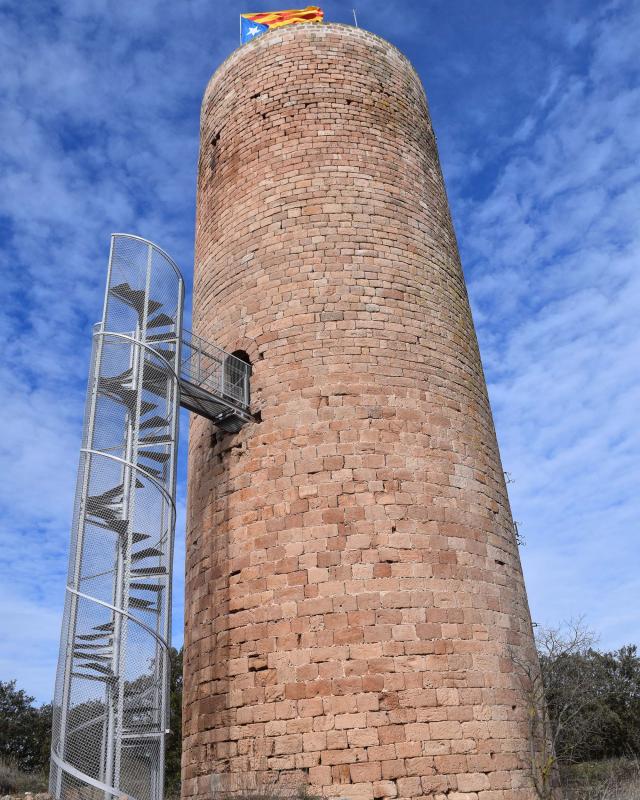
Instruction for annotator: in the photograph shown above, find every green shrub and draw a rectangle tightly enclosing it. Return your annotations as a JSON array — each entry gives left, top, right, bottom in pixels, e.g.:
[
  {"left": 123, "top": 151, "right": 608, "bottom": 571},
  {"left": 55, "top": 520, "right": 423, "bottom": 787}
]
[{"left": 0, "top": 680, "right": 51, "bottom": 773}]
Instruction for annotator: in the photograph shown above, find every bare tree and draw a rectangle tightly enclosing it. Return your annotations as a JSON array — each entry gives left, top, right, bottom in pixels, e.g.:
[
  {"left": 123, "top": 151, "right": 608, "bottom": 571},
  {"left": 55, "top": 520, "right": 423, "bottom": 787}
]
[{"left": 511, "top": 619, "right": 598, "bottom": 800}]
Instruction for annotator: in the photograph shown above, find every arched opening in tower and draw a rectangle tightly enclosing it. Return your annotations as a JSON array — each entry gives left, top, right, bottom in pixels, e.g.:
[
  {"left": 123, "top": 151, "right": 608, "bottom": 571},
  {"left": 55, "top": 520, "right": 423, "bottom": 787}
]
[{"left": 223, "top": 349, "right": 251, "bottom": 406}]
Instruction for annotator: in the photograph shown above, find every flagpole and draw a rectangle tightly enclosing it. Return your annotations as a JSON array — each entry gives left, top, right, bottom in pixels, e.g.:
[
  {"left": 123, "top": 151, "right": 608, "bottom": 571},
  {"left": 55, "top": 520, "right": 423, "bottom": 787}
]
[
  {"left": 239, "top": 15, "right": 241, "bottom": 45},
  {"left": 352, "top": 8, "right": 358, "bottom": 27}
]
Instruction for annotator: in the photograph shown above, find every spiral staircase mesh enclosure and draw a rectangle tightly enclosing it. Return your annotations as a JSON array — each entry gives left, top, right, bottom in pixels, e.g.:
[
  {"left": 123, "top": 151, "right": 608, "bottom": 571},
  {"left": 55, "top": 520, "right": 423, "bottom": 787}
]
[
  {"left": 51, "top": 233, "right": 253, "bottom": 800},
  {"left": 50, "top": 235, "right": 184, "bottom": 800}
]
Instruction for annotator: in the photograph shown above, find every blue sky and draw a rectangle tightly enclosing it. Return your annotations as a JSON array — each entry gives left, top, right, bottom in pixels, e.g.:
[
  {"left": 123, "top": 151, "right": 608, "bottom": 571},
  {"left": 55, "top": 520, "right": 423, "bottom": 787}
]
[{"left": 1, "top": 0, "right": 638, "bottom": 704}]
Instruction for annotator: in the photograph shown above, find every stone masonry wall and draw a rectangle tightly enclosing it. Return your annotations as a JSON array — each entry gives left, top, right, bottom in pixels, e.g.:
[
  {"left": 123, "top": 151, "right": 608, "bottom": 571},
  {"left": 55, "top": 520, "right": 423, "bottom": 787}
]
[{"left": 185, "top": 23, "right": 539, "bottom": 800}]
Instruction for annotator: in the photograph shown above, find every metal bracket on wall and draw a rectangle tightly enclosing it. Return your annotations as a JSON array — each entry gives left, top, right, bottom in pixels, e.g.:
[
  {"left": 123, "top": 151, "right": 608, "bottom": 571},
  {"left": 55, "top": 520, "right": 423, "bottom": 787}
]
[{"left": 50, "top": 234, "right": 251, "bottom": 800}]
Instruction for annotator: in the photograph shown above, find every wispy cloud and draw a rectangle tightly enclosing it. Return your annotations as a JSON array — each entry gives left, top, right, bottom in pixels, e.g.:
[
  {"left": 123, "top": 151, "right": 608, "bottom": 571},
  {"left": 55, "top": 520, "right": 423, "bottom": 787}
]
[{"left": 455, "top": 1, "right": 640, "bottom": 645}]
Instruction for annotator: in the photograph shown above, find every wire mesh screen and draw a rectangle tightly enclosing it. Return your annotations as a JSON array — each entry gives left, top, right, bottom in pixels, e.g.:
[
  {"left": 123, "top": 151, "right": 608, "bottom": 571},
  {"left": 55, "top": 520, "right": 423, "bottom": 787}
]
[{"left": 51, "top": 235, "right": 184, "bottom": 800}]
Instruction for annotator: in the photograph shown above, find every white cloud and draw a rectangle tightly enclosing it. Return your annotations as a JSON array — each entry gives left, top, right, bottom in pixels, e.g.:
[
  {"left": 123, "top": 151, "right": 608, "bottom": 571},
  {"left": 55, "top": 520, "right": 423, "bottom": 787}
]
[
  {"left": 0, "top": 590, "right": 62, "bottom": 703},
  {"left": 455, "top": 1, "right": 640, "bottom": 648}
]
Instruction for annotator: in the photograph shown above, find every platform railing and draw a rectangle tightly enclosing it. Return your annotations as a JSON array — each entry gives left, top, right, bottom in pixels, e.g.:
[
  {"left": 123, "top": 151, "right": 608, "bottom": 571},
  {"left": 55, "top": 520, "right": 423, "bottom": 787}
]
[{"left": 180, "top": 330, "right": 251, "bottom": 411}]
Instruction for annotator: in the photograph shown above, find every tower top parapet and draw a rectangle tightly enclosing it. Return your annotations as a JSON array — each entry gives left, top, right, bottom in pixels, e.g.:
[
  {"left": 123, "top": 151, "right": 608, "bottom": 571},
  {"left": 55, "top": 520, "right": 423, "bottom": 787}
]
[{"left": 202, "top": 22, "right": 421, "bottom": 117}]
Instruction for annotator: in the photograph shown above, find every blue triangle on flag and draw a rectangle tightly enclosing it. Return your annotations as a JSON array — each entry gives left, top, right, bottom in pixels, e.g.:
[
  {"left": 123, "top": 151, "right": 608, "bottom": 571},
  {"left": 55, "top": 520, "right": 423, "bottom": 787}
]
[{"left": 241, "top": 17, "right": 269, "bottom": 44}]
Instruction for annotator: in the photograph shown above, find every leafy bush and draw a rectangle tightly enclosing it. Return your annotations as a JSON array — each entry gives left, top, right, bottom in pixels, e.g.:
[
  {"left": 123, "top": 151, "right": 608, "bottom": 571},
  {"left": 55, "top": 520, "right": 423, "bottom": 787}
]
[
  {"left": 540, "top": 641, "right": 640, "bottom": 763},
  {"left": 0, "top": 681, "right": 51, "bottom": 774},
  {"left": 165, "top": 647, "right": 183, "bottom": 798}
]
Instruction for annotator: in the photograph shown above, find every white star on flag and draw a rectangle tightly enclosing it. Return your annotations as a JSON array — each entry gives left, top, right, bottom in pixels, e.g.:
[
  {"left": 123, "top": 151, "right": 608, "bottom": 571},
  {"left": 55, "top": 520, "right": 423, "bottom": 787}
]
[{"left": 247, "top": 25, "right": 261, "bottom": 37}]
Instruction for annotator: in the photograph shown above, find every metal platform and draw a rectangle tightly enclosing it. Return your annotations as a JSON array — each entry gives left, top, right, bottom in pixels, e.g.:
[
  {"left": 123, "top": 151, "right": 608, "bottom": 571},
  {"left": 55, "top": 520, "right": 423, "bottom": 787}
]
[{"left": 179, "top": 330, "right": 252, "bottom": 432}]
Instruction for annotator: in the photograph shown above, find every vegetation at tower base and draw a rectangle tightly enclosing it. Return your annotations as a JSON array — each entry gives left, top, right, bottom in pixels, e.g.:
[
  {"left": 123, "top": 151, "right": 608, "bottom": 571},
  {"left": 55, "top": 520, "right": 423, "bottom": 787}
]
[
  {"left": 510, "top": 621, "right": 640, "bottom": 800},
  {"left": 0, "top": 681, "right": 51, "bottom": 774},
  {"left": 0, "top": 650, "right": 184, "bottom": 798},
  {"left": 0, "top": 681, "right": 50, "bottom": 794},
  {"left": 165, "top": 647, "right": 183, "bottom": 799}
]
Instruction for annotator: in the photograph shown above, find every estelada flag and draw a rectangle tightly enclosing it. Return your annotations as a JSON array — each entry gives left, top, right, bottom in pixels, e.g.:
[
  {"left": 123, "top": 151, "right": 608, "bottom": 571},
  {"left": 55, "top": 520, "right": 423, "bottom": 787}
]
[{"left": 241, "top": 6, "right": 323, "bottom": 43}]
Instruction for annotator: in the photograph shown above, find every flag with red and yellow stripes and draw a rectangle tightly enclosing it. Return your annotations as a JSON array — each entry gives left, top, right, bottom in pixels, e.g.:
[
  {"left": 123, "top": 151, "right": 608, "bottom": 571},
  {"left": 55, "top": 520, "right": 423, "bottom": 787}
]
[{"left": 241, "top": 6, "right": 323, "bottom": 43}]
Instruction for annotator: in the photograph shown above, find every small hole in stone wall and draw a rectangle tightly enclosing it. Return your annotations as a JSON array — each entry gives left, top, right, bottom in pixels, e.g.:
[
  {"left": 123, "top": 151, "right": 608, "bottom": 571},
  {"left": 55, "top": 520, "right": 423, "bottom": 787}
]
[
  {"left": 253, "top": 410, "right": 262, "bottom": 423},
  {"left": 210, "top": 131, "right": 221, "bottom": 171},
  {"left": 250, "top": 92, "right": 261, "bottom": 100},
  {"left": 495, "top": 559, "right": 506, "bottom": 566}
]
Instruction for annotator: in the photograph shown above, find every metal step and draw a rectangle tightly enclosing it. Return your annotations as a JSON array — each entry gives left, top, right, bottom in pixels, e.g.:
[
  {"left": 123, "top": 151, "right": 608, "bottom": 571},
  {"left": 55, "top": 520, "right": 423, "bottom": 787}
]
[
  {"left": 138, "top": 450, "right": 170, "bottom": 464},
  {"left": 131, "top": 547, "right": 163, "bottom": 561},
  {"left": 129, "top": 597, "right": 158, "bottom": 612},
  {"left": 139, "top": 435, "right": 172, "bottom": 446},
  {"left": 147, "top": 313, "right": 175, "bottom": 329},
  {"left": 129, "top": 583, "right": 163, "bottom": 593},
  {"left": 110, "top": 283, "right": 162, "bottom": 316},
  {"left": 139, "top": 416, "right": 169, "bottom": 430},
  {"left": 131, "top": 566, "right": 167, "bottom": 577}
]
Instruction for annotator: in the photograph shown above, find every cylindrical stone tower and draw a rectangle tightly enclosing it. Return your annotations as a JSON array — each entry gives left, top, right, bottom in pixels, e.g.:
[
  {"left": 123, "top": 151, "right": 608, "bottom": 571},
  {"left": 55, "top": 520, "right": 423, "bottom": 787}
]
[{"left": 185, "top": 24, "right": 539, "bottom": 800}]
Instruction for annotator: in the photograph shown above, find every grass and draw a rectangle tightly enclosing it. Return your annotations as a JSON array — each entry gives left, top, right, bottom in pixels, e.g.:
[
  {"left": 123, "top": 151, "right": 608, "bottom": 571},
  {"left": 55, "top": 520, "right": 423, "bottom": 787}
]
[
  {"left": 561, "top": 758, "right": 640, "bottom": 800},
  {"left": 0, "top": 757, "right": 48, "bottom": 795},
  {"left": 207, "top": 774, "right": 319, "bottom": 800},
  {"left": 215, "top": 794, "right": 316, "bottom": 800}
]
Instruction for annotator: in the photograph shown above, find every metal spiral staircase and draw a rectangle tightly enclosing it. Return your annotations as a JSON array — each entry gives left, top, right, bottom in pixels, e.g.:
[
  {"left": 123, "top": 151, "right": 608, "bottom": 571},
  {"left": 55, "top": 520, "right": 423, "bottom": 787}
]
[{"left": 50, "top": 235, "right": 252, "bottom": 800}]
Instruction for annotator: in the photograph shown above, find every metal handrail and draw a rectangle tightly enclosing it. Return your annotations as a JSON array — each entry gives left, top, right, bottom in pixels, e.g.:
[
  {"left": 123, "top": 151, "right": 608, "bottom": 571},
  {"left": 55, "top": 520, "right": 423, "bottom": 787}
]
[
  {"left": 180, "top": 329, "right": 251, "bottom": 410},
  {"left": 111, "top": 233, "right": 184, "bottom": 283}
]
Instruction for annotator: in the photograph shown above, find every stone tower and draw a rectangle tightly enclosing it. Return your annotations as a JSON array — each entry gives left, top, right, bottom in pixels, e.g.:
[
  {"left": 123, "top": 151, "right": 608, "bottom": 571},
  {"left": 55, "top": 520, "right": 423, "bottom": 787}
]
[{"left": 184, "top": 23, "right": 539, "bottom": 800}]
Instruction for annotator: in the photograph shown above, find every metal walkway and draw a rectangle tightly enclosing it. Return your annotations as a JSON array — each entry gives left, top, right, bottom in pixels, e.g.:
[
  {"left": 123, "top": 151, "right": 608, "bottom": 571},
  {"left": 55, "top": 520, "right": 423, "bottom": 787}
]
[
  {"left": 50, "top": 235, "right": 251, "bottom": 800},
  {"left": 180, "top": 330, "right": 252, "bottom": 432}
]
